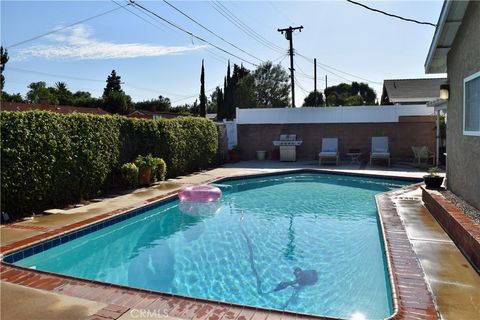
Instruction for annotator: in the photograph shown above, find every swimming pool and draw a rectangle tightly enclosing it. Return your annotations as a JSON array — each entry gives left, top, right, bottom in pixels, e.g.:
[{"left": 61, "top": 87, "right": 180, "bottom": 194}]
[{"left": 7, "top": 172, "right": 409, "bottom": 319}]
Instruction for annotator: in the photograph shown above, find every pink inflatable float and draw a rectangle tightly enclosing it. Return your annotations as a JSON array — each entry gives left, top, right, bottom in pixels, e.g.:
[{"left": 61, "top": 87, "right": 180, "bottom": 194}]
[{"left": 178, "top": 184, "right": 222, "bottom": 203}]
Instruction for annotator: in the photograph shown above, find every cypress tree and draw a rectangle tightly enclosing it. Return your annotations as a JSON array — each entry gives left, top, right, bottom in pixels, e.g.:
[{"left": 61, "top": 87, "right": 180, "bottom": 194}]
[
  {"left": 199, "top": 60, "right": 206, "bottom": 117},
  {"left": 217, "top": 76, "right": 227, "bottom": 120},
  {"left": 224, "top": 60, "right": 234, "bottom": 120}
]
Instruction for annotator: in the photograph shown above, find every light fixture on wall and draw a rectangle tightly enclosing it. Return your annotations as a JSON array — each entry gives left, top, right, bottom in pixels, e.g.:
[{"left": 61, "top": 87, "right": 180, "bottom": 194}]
[{"left": 440, "top": 84, "right": 450, "bottom": 100}]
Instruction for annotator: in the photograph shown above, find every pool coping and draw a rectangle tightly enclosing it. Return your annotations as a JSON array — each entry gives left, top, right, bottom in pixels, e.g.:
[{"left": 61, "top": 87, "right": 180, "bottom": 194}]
[{"left": 0, "top": 169, "right": 437, "bottom": 320}]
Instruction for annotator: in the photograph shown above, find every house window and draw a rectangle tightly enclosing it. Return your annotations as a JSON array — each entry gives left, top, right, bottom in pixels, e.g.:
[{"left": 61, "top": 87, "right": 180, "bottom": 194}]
[{"left": 464, "top": 71, "right": 480, "bottom": 136}]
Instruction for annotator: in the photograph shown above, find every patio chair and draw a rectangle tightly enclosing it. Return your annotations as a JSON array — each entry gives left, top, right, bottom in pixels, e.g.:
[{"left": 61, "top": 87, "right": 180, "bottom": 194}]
[
  {"left": 319, "top": 138, "right": 339, "bottom": 165},
  {"left": 370, "top": 136, "right": 390, "bottom": 167},
  {"left": 412, "top": 146, "right": 435, "bottom": 165}
]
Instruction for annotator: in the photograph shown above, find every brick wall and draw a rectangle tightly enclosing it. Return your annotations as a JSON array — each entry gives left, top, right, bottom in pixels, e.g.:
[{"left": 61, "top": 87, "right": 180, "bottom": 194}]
[{"left": 237, "top": 116, "right": 436, "bottom": 161}]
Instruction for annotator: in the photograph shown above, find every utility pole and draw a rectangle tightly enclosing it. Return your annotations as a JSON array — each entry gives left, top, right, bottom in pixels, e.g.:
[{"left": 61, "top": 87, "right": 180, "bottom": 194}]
[
  {"left": 277, "top": 25, "right": 303, "bottom": 107},
  {"left": 314, "top": 58, "right": 317, "bottom": 106}
]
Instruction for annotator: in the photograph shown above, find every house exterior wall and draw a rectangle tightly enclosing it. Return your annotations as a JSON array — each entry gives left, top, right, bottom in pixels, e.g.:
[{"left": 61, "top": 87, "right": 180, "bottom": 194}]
[
  {"left": 446, "top": 0, "right": 480, "bottom": 209},
  {"left": 237, "top": 117, "right": 435, "bottom": 162}
]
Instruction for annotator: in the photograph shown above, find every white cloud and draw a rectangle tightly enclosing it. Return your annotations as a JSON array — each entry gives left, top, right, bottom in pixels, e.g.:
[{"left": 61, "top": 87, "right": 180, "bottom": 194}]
[{"left": 15, "top": 25, "right": 206, "bottom": 61}]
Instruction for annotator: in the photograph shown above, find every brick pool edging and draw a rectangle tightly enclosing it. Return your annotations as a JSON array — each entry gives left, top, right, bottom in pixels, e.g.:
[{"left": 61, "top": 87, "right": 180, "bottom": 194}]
[
  {"left": 1, "top": 171, "right": 437, "bottom": 320},
  {"left": 421, "top": 187, "right": 480, "bottom": 272},
  {"left": 375, "top": 185, "right": 437, "bottom": 319}
]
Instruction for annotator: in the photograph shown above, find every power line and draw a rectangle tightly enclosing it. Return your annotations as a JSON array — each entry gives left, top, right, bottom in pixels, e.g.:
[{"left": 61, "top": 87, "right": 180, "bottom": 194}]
[
  {"left": 171, "top": 87, "right": 216, "bottom": 104},
  {"left": 6, "top": 67, "right": 197, "bottom": 98},
  {"left": 162, "top": 0, "right": 264, "bottom": 63},
  {"left": 6, "top": 3, "right": 129, "bottom": 49},
  {"left": 129, "top": 1, "right": 258, "bottom": 66},
  {"left": 111, "top": 0, "right": 168, "bottom": 33},
  {"left": 214, "top": 1, "right": 284, "bottom": 51},
  {"left": 346, "top": 0, "right": 436, "bottom": 27},
  {"left": 8, "top": 67, "right": 104, "bottom": 83},
  {"left": 296, "top": 52, "right": 382, "bottom": 85},
  {"left": 209, "top": 1, "right": 285, "bottom": 54},
  {"left": 294, "top": 76, "right": 309, "bottom": 95},
  {"left": 294, "top": 61, "right": 314, "bottom": 80}
]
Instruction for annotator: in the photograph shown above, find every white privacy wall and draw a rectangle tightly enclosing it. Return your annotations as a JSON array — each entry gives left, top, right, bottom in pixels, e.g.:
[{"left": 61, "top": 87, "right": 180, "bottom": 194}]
[{"left": 236, "top": 105, "right": 433, "bottom": 124}]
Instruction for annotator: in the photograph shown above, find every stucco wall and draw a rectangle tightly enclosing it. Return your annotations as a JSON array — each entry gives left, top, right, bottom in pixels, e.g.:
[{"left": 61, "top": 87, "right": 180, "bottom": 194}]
[
  {"left": 446, "top": 1, "right": 480, "bottom": 209},
  {"left": 237, "top": 117, "right": 435, "bottom": 162}
]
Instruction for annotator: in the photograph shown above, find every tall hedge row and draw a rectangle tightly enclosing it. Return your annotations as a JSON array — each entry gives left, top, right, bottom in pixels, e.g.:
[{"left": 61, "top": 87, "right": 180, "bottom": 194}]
[{"left": 0, "top": 111, "right": 218, "bottom": 218}]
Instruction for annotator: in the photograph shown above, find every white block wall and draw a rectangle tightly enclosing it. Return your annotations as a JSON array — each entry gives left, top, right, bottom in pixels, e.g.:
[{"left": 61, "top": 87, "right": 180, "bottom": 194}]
[{"left": 236, "top": 105, "right": 433, "bottom": 124}]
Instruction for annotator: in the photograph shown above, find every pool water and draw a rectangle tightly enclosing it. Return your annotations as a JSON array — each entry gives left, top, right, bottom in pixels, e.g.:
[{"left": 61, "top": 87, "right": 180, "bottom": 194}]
[{"left": 14, "top": 173, "right": 408, "bottom": 319}]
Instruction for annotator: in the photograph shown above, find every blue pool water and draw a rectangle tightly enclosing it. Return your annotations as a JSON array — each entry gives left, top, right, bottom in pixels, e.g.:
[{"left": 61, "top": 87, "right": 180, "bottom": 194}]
[{"left": 13, "top": 173, "right": 409, "bottom": 319}]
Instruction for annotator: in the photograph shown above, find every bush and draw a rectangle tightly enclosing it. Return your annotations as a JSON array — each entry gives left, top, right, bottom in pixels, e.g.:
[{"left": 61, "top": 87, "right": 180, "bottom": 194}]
[
  {"left": 152, "top": 157, "right": 167, "bottom": 182},
  {"left": 1, "top": 111, "right": 120, "bottom": 216},
  {"left": 120, "top": 163, "right": 139, "bottom": 187},
  {"left": 117, "top": 117, "right": 218, "bottom": 177},
  {"left": 0, "top": 111, "right": 218, "bottom": 219}
]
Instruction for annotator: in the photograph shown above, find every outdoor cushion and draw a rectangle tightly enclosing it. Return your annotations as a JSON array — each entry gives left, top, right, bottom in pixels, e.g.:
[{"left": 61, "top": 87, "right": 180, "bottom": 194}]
[
  {"left": 319, "top": 152, "right": 338, "bottom": 156},
  {"left": 323, "top": 148, "right": 337, "bottom": 152},
  {"left": 373, "top": 148, "right": 388, "bottom": 153},
  {"left": 371, "top": 152, "right": 390, "bottom": 157}
]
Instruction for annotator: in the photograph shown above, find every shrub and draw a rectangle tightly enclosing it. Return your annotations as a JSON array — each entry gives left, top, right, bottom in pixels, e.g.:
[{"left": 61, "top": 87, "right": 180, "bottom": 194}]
[
  {"left": 120, "top": 163, "right": 139, "bottom": 187},
  {"left": 1, "top": 111, "right": 120, "bottom": 216},
  {"left": 1, "top": 111, "right": 218, "bottom": 219},
  {"left": 152, "top": 157, "right": 167, "bottom": 182}
]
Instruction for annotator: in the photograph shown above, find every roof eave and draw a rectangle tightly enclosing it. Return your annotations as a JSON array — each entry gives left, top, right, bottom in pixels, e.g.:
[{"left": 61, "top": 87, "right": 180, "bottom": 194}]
[
  {"left": 425, "top": 0, "right": 469, "bottom": 74},
  {"left": 425, "top": 1, "right": 451, "bottom": 74}
]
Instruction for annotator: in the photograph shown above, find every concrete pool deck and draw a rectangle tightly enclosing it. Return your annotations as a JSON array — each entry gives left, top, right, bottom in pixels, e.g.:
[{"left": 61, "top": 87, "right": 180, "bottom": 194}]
[{"left": 1, "top": 161, "right": 478, "bottom": 320}]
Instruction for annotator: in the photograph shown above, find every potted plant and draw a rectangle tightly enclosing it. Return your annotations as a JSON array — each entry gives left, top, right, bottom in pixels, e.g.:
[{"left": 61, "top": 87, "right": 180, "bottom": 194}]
[
  {"left": 228, "top": 145, "right": 241, "bottom": 163},
  {"left": 423, "top": 167, "right": 444, "bottom": 189},
  {"left": 134, "top": 154, "right": 155, "bottom": 186}
]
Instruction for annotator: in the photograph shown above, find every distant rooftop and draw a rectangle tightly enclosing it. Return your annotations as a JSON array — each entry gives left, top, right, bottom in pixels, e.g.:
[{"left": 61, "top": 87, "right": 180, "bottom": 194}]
[
  {"left": 127, "top": 109, "right": 181, "bottom": 119},
  {"left": 381, "top": 78, "right": 448, "bottom": 104},
  {"left": 0, "top": 101, "right": 110, "bottom": 115}
]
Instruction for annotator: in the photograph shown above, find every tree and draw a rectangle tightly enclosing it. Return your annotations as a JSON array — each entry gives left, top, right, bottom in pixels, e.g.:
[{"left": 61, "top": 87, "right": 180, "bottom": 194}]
[
  {"left": 234, "top": 75, "right": 256, "bottom": 108},
  {"left": 103, "top": 70, "right": 122, "bottom": 96},
  {"left": 324, "top": 82, "right": 377, "bottom": 106},
  {"left": 0, "top": 91, "right": 24, "bottom": 102},
  {"left": 26, "top": 81, "right": 58, "bottom": 104},
  {"left": 199, "top": 60, "right": 206, "bottom": 117},
  {"left": 252, "top": 61, "right": 290, "bottom": 107},
  {"left": 101, "top": 70, "right": 133, "bottom": 114},
  {"left": 102, "top": 91, "right": 133, "bottom": 115},
  {"left": 170, "top": 103, "right": 193, "bottom": 115},
  {"left": 1, "top": 46, "right": 9, "bottom": 91},
  {"left": 71, "top": 91, "right": 100, "bottom": 108},
  {"left": 223, "top": 61, "right": 234, "bottom": 119},
  {"left": 54, "top": 81, "right": 73, "bottom": 105},
  {"left": 134, "top": 95, "right": 171, "bottom": 112},
  {"left": 210, "top": 87, "right": 223, "bottom": 115},
  {"left": 216, "top": 78, "right": 227, "bottom": 120},
  {"left": 302, "top": 91, "right": 324, "bottom": 107}
]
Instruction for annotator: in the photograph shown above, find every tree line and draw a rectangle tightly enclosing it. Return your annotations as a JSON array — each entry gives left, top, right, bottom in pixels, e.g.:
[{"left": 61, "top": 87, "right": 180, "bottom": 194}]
[{"left": 1, "top": 45, "right": 378, "bottom": 118}]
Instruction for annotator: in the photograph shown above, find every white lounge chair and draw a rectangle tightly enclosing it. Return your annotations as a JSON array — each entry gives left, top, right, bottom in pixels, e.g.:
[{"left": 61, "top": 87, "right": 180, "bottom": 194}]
[
  {"left": 319, "top": 138, "right": 339, "bottom": 165},
  {"left": 370, "top": 136, "right": 390, "bottom": 167}
]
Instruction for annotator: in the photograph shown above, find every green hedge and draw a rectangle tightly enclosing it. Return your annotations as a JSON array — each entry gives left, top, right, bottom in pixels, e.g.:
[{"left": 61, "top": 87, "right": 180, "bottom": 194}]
[{"left": 0, "top": 111, "right": 218, "bottom": 218}]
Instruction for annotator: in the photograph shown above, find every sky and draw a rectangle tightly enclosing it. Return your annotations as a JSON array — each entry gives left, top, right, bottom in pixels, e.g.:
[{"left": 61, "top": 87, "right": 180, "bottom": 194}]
[{"left": 1, "top": 0, "right": 445, "bottom": 106}]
